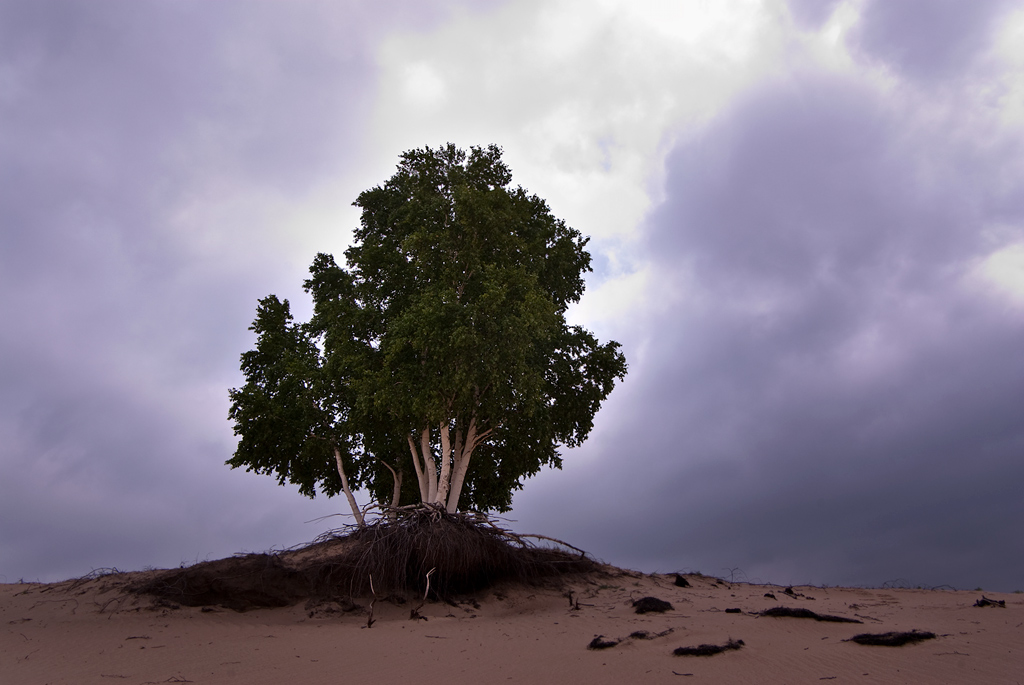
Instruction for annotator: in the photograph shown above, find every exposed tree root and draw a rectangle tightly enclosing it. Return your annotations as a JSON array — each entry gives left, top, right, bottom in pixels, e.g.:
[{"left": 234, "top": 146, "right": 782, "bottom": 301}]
[
  {"left": 128, "top": 505, "right": 595, "bottom": 611},
  {"left": 317, "top": 505, "right": 594, "bottom": 597}
]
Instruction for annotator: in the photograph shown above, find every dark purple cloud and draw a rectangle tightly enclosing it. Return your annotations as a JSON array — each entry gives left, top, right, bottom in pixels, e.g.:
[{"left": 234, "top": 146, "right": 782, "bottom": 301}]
[{"left": 848, "top": 0, "right": 1017, "bottom": 81}]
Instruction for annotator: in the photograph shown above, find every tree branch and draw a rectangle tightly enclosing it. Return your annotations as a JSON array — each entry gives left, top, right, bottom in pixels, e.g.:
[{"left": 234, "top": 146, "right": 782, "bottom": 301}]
[{"left": 375, "top": 458, "right": 403, "bottom": 517}]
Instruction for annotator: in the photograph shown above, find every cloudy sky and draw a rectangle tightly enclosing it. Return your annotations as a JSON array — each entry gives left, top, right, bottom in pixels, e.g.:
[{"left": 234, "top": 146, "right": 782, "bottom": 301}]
[{"left": 2, "top": 0, "right": 1023, "bottom": 592}]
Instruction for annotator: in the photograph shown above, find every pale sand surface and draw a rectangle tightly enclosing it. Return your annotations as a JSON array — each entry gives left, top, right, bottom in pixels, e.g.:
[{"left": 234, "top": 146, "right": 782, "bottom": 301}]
[{"left": 2, "top": 566, "right": 1021, "bottom": 684}]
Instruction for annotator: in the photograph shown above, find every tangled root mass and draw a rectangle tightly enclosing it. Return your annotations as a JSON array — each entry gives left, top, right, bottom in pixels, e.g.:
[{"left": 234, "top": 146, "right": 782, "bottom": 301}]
[{"left": 130, "top": 506, "right": 594, "bottom": 611}]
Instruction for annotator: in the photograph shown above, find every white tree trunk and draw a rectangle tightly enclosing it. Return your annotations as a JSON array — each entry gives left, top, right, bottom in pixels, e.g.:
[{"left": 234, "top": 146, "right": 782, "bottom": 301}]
[
  {"left": 408, "top": 434, "right": 428, "bottom": 502},
  {"left": 452, "top": 425, "right": 464, "bottom": 490},
  {"left": 435, "top": 422, "right": 452, "bottom": 506},
  {"left": 390, "top": 467, "right": 403, "bottom": 510},
  {"left": 446, "top": 417, "right": 478, "bottom": 513},
  {"left": 376, "top": 458, "right": 403, "bottom": 514},
  {"left": 333, "top": 447, "right": 364, "bottom": 527},
  {"left": 421, "top": 427, "right": 437, "bottom": 504}
]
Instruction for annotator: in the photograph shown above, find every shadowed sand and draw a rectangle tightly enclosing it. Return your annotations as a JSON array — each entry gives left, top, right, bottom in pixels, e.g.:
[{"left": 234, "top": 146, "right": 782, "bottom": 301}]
[{"left": 2, "top": 560, "right": 1021, "bottom": 684}]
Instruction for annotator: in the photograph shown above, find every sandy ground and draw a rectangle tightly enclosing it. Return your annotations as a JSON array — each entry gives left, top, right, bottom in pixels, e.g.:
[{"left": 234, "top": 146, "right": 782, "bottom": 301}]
[{"left": 2, "top": 566, "right": 1021, "bottom": 684}]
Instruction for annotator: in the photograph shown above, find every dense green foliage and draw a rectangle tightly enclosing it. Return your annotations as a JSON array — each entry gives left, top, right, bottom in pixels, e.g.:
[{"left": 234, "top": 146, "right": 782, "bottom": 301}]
[{"left": 228, "top": 144, "right": 626, "bottom": 512}]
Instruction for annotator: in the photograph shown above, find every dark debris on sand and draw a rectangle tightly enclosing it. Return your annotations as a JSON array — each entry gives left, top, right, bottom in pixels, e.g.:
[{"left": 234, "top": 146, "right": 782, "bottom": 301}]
[
  {"left": 848, "top": 630, "right": 937, "bottom": 646},
  {"left": 673, "top": 638, "right": 745, "bottom": 657},
  {"left": 587, "top": 635, "right": 621, "bottom": 650},
  {"left": 974, "top": 596, "right": 1006, "bottom": 608},
  {"left": 629, "top": 628, "right": 674, "bottom": 640},
  {"left": 633, "top": 596, "right": 673, "bottom": 614},
  {"left": 588, "top": 628, "right": 674, "bottom": 650},
  {"left": 760, "top": 606, "right": 862, "bottom": 623}
]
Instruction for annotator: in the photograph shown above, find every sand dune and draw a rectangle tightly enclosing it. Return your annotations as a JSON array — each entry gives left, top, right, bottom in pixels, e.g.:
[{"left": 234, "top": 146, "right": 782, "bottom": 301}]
[{"left": 2, "top": 564, "right": 1021, "bottom": 684}]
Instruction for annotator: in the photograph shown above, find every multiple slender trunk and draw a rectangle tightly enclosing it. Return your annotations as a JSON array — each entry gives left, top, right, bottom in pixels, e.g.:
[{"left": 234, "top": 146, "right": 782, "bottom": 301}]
[
  {"left": 333, "top": 416, "right": 490, "bottom": 526},
  {"left": 408, "top": 416, "right": 489, "bottom": 513}
]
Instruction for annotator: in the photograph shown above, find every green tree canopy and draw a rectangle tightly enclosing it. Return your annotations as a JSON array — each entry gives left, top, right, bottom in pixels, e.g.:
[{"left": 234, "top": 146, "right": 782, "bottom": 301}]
[{"left": 228, "top": 144, "right": 627, "bottom": 516}]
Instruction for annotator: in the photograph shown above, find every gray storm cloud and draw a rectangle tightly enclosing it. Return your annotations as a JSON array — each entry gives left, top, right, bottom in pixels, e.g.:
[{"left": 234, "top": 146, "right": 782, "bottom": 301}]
[
  {"left": 511, "top": 57, "right": 1024, "bottom": 589},
  {"left": 0, "top": 0, "right": 457, "bottom": 580},
  {"left": 848, "top": 0, "right": 1018, "bottom": 81},
  {"left": 2, "top": 0, "right": 1023, "bottom": 592}
]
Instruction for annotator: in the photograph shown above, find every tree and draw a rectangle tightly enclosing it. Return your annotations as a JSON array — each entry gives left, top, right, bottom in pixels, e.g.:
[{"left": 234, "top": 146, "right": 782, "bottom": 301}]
[{"left": 228, "top": 144, "right": 627, "bottom": 519}]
